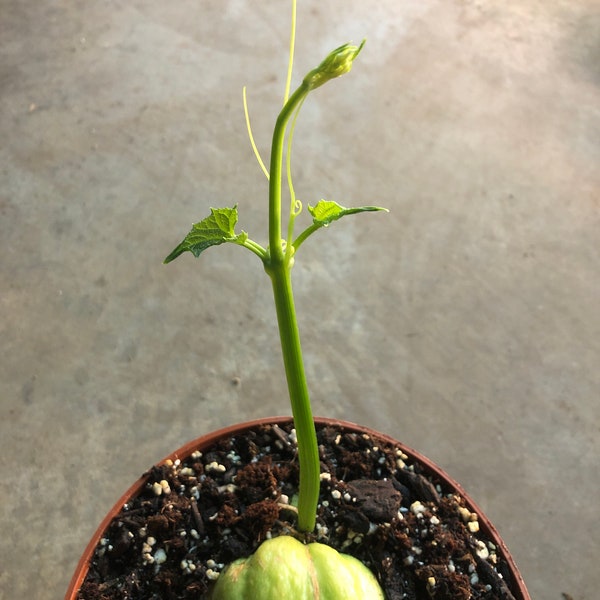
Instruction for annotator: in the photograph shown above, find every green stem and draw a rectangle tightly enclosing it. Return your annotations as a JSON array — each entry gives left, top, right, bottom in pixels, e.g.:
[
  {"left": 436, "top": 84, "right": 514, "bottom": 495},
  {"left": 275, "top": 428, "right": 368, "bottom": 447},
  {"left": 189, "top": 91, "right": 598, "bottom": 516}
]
[
  {"left": 242, "top": 238, "right": 268, "bottom": 260},
  {"left": 265, "top": 80, "right": 318, "bottom": 533},
  {"left": 268, "top": 82, "right": 309, "bottom": 263},
  {"left": 267, "top": 263, "right": 319, "bottom": 533},
  {"left": 292, "top": 222, "right": 320, "bottom": 252}
]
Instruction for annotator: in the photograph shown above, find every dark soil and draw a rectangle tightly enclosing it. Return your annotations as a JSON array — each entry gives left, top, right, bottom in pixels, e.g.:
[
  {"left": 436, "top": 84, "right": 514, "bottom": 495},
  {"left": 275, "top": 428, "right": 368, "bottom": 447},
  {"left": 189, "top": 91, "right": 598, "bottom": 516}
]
[{"left": 76, "top": 422, "right": 519, "bottom": 599}]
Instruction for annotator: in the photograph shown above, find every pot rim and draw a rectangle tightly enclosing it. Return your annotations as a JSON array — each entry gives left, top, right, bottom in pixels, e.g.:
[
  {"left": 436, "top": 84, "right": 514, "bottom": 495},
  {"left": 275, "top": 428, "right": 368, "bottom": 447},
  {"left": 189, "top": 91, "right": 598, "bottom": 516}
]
[{"left": 65, "top": 416, "right": 530, "bottom": 600}]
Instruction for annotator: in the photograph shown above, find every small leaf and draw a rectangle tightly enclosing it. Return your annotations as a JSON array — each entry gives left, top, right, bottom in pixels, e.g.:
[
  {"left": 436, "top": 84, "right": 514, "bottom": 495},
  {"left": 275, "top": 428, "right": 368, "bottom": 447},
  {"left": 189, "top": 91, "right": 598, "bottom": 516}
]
[
  {"left": 308, "top": 200, "right": 387, "bottom": 226},
  {"left": 164, "top": 206, "right": 248, "bottom": 263},
  {"left": 292, "top": 200, "right": 388, "bottom": 251}
]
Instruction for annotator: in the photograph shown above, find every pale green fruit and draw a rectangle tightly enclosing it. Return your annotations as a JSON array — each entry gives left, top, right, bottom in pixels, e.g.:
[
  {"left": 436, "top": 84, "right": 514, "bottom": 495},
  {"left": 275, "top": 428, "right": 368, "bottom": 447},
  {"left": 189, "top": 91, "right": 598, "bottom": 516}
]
[{"left": 210, "top": 535, "right": 385, "bottom": 599}]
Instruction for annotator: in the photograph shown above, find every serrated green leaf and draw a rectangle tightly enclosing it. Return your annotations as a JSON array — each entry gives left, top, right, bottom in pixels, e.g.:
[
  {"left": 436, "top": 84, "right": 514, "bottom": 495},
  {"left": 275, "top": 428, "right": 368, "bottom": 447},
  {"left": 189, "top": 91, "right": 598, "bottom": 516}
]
[
  {"left": 164, "top": 206, "right": 248, "bottom": 263},
  {"left": 292, "top": 200, "right": 388, "bottom": 252},
  {"left": 308, "top": 200, "right": 387, "bottom": 226}
]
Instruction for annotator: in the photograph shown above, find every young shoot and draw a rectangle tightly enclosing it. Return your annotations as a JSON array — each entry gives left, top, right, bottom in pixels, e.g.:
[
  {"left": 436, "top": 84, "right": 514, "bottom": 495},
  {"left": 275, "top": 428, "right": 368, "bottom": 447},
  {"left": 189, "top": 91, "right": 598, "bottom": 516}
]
[{"left": 164, "top": 8, "right": 387, "bottom": 537}]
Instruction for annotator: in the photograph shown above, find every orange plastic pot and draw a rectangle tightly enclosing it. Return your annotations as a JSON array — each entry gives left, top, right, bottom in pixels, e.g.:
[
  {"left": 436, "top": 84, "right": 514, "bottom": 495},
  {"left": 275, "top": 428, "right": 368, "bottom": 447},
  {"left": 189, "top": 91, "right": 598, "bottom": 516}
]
[{"left": 65, "top": 417, "right": 530, "bottom": 599}]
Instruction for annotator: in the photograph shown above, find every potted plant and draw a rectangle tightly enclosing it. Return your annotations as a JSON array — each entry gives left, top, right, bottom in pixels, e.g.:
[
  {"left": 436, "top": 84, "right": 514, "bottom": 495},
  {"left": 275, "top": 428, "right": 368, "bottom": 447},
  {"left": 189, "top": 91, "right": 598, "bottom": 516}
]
[{"left": 67, "top": 2, "right": 530, "bottom": 598}]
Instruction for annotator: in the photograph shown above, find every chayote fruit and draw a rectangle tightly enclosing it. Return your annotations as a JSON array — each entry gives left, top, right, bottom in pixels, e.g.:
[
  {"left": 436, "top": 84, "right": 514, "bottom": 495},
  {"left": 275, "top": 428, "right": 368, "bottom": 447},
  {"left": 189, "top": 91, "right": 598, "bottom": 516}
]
[{"left": 210, "top": 535, "right": 385, "bottom": 599}]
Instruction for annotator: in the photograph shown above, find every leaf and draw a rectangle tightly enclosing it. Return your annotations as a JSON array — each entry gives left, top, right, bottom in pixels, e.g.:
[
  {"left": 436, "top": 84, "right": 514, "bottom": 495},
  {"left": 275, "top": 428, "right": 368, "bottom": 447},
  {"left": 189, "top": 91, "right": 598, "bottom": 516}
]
[
  {"left": 293, "top": 200, "right": 388, "bottom": 251},
  {"left": 308, "top": 200, "right": 387, "bottom": 226},
  {"left": 164, "top": 206, "right": 248, "bottom": 263}
]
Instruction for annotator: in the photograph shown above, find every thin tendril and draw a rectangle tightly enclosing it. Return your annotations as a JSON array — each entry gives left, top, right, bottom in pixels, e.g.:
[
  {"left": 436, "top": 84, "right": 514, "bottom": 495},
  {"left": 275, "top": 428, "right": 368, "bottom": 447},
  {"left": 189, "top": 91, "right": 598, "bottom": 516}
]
[
  {"left": 284, "top": 0, "right": 297, "bottom": 105},
  {"left": 285, "top": 97, "right": 305, "bottom": 258},
  {"left": 243, "top": 86, "right": 269, "bottom": 180}
]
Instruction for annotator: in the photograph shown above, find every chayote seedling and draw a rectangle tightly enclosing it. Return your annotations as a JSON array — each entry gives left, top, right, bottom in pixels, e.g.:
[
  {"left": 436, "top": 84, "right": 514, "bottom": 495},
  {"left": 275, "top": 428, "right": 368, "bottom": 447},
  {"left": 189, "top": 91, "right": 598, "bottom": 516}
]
[
  {"left": 166, "top": 1, "right": 387, "bottom": 597},
  {"left": 211, "top": 536, "right": 385, "bottom": 600}
]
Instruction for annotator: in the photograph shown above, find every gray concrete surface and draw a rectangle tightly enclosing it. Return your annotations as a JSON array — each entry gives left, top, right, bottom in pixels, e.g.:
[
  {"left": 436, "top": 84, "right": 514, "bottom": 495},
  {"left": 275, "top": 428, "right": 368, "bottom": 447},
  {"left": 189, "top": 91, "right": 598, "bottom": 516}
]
[{"left": 1, "top": 1, "right": 599, "bottom": 598}]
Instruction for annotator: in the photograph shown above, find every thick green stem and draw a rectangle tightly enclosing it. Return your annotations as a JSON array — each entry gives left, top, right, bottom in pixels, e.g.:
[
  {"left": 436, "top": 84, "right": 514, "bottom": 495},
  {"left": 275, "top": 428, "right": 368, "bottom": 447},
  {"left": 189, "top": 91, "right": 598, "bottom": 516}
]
[
  {"left": 265, "top": 79, "right": 318, "bottom": 533},
  {"left": 267, "top": 263, "right": 319, "bottom": 532},
  {"left": 268, "top": 82, "right": 309, "bottom": 262}
]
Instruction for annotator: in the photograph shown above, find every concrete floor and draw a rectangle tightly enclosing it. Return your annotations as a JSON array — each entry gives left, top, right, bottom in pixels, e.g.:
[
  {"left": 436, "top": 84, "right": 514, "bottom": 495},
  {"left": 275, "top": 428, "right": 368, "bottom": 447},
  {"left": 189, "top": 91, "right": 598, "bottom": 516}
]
[{"left": 1, "top": 1, "right": 598, "bottom": 598}]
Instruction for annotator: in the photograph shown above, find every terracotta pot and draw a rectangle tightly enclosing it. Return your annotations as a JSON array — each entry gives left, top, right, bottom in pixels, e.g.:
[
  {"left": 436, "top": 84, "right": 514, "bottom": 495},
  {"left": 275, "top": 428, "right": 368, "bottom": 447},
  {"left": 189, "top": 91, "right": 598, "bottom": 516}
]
[{"left": 65, "top": 417, "right": 530, "bottom": 599}]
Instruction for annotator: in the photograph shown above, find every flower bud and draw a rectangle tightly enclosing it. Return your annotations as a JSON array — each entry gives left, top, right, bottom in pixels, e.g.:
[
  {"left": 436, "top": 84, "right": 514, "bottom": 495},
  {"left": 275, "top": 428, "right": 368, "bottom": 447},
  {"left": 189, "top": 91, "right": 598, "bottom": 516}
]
[{"left": 303, "top": 40, "right": 365, "bottom": 90}]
